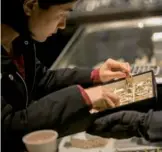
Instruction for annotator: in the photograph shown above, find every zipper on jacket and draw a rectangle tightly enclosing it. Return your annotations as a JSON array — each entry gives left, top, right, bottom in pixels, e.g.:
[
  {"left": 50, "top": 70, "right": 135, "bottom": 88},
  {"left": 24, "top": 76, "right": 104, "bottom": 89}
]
[
  {"left": 23, "top": 40, "right": 36, "bottom": 101},
  {"left": 16, "top": 72, "right": 29, "bottom": 128},
  {"left": 30, "top": 43, "right": 36, "bottom": 95},
  {"left": 16, "top": 41, "right": 37, "bottom": 106},
  {"left": 16, "top": 72, "right": 29, "bottom": 108}
]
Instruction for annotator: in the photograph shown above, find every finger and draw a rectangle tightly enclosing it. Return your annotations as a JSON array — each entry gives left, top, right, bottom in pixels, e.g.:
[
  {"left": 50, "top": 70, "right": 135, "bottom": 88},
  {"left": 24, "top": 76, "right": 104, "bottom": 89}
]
[
  {"left": 106, "top": 92, "right": 120, "bottom": 106},
  {"left": 104, "top": 89, "right": 120, "bottom": 101},
  {"left": 105, "top": 71, "right": 126, "bottom": 79},
  {"left": 107, "top": 59, "right": 131, "bottom": 73},
  {"left": 122, "top": 62, "right": 131, "bottom": 76},
  {"left": 120, "top": 62, "right": 131, "bottom": 73},
  {"left": 107, "top": 92, "right": 120, "bottom": 106},
  {"left": 125, "top": 62, "right": 131, "bottom": 72},
  {"left": 107, "top": 58, "right": 122, "bottom": 70},
  {"left": 104, "top": 96, "right": 115, "bottom": 108}
]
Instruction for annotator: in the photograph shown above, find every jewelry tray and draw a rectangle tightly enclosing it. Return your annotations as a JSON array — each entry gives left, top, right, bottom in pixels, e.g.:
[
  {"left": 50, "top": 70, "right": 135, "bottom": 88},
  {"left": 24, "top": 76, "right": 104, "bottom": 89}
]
[{"left": 95, "top": 70, "right": 157, "bottom": 118}]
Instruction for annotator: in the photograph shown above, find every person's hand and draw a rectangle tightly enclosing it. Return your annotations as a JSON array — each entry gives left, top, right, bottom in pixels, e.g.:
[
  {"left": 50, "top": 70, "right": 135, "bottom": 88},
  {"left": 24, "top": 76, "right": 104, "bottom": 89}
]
[
  {"left": 99, "top": 58, "right": 131, "bottom": 82},
  {"left": 85, "top": 86, "right": 120, "bottom": 110},
  {"left": 88, "top": 111, "right": 146, "bottom": 139}
]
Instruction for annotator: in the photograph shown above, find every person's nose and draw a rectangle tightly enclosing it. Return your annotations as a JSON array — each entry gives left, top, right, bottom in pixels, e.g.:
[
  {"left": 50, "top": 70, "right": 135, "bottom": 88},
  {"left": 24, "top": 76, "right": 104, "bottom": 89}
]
[{"left": 58, "top": 18, "right": 66, "bottom": 30}]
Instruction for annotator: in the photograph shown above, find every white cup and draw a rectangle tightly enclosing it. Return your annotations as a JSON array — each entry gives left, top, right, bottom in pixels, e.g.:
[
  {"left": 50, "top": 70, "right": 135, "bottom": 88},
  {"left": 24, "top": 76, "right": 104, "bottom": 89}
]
[{"left": 22, "top": 130, "right": 58, "bottom": 152}]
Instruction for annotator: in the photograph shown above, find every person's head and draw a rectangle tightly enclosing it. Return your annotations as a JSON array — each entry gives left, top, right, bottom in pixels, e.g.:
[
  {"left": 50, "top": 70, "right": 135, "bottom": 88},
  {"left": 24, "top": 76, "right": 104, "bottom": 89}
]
[
  {"left": 2, "top": 0, "right": 77, "bottom": 42},
  {"left": 24, "top": 0, "right": 77, "bottom": 42}
]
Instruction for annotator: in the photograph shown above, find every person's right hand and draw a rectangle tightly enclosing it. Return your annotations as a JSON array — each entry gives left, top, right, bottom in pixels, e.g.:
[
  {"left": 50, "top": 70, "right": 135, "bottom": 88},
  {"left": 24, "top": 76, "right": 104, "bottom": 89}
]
[{"left": 85, "top": 86, "right": 120, "bottom": 111}]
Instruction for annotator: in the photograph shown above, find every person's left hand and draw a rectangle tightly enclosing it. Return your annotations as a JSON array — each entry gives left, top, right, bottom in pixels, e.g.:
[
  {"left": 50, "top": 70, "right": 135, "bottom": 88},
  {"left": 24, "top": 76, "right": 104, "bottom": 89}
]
[{"left": 99, "top": 58, "right": 131, "bottom": 82}]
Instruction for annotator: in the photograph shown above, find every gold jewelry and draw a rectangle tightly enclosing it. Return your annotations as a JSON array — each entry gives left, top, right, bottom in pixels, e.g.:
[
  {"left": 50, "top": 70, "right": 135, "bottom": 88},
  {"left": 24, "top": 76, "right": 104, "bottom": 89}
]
[{"left": 126, "top": 73, "right": 133, "bottom": 87}]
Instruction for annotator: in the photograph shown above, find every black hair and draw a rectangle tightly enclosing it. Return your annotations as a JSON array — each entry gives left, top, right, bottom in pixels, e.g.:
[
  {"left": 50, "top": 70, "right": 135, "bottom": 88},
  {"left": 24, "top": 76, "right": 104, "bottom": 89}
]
[
  {"left": 2, "top": 0, "right": 76, "bottom": 35},
  {"left": 38, "top": 0, "right": 76, "bottom": 9}
]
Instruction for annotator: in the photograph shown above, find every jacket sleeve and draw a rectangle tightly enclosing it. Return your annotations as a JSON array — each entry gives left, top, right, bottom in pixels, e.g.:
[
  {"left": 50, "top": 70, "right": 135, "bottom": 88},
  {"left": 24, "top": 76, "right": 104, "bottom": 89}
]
[
  {"left": 142, "top": 110, "right": 162, "bottom": 142},
  {"left": 88, "top": 110, "right": 162, "bottom": 142},
  {"left": 35, "top": 58, "right": 95, "bottom": 96},
  {"left": 2, "top": 86, "right": 92, "bottom": 144}
]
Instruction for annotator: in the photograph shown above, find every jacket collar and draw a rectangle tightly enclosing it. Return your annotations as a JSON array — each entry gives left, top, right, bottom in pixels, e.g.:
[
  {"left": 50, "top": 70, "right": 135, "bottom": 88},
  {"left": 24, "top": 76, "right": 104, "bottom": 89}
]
[{"left": 1, "top": 25, "right": 36, "bottom": 93}]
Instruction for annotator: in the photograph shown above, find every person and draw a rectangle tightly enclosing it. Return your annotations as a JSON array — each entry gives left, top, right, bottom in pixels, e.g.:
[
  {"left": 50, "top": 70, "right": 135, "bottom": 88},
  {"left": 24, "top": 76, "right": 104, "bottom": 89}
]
[{"left": 1, "top": 0, "right": 131, "bottom": 151}]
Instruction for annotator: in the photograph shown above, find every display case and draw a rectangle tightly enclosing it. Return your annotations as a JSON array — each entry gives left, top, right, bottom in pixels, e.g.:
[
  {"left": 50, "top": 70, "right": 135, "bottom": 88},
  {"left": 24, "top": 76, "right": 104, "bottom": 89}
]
[
  {"left": 51, "top": 16, "right": 162, "bottom": 83},
  {"left": 73, "top": 0, "right": 162, "bottom": 13}
]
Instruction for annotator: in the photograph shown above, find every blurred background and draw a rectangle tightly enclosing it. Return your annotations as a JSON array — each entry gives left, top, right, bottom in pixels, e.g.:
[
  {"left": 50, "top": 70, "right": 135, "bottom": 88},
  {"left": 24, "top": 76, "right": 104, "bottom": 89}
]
[{"left": 35, "top": 0, "right": 162, "bottom": 83}]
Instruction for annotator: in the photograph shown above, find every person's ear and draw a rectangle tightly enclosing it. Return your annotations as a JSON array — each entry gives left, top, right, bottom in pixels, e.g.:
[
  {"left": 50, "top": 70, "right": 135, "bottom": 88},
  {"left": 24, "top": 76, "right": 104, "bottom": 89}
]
[{"left": 23, "top": 0, "right": 37, "bottom": 16}]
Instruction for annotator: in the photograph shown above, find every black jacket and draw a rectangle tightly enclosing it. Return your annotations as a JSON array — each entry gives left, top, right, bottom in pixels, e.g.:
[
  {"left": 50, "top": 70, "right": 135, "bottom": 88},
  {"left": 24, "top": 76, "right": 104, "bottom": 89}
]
[
  {"left": 88, "top": 110, "right": 162, "bottom": 142},
  {"left": 1, "top": 35, "right": 94, "bottom": 151}
]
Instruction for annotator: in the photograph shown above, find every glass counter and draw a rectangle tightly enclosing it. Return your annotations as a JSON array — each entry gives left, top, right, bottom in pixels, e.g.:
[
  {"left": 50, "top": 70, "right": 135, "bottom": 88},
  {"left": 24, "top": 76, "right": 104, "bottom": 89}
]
[{"left": 51, "top": 16, "right": 162, "bottom": 82}]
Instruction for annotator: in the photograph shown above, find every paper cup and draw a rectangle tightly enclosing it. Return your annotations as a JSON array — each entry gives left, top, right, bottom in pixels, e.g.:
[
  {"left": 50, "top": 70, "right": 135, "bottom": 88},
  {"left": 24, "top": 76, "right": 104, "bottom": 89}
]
[{"left": 22, "top": 130, "right": 58, "bottom": 152}]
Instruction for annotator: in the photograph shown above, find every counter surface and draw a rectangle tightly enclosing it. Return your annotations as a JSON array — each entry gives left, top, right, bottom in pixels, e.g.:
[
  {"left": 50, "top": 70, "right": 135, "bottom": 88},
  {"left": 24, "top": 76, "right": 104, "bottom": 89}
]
[{"left": 58, "top": 132, "right": 162, "bottom": 152}]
